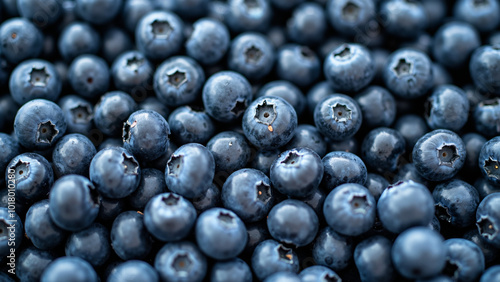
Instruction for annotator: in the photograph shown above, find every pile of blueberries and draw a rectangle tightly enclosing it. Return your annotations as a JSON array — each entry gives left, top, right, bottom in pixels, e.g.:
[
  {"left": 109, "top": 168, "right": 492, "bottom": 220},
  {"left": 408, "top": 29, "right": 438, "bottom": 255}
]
[{"left": 4, "top": 0, "right": 500, "bottom": 281}]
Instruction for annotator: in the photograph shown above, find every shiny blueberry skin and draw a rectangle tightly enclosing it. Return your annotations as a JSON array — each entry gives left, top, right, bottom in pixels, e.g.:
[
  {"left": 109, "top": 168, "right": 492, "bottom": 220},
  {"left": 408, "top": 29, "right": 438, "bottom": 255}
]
[
  {"left": 211, "top": 258, "right": 253, "bottom": 282},
  {"left": 68, "top": 54, "right": 110, "bottom": 100},
  {"left": 25, "top": 200, "right": 66, "bottom": 250},
  {"left": 464, "top": 228, "right": 499, "bottom": 264},
  {"left": 135, "top": 11, "right": 184, "bottom": 61},
  {"left": 225, "top": 0, "right": 272, "bottom": 32},
  {"left": 264, "top": 272, "right": 301, "bottom": 282},
  {"left": 481, "top": 266, "right": 500, "bottom": 282},
  {"left": 9, "top": 59, "right": 62, "bottom": 105},
  {"left": 16, "top": 247, "right": 54, "bottom": 282},
  {"left": 394, "top": 114, "right": 429, "bottom": 150},
  {"left": 49, "top": 175, "right": 100, "bottom": 232},
  {"left": 425, "top": 85, "right": 469, "bottom": 131},
  {"left": 0, "top": 17, "right": 43, "bottom": 64},
  {"left": 0, "top": 208, "right": 22, "bottom": 257},
  {"left": 127, "top": 168, "right": 166, "bottom": 210},
  {"left": 432, "top": 21, "right": 480, "bottom": 68},
  {"left": 74, "top": 0, "right": 121, "bottom": 25},
  {"left": 65, "top": 222, "right": 110, "bottom": 267},
  {"left": 433, "top": 179, "right": 480, "bottom": 228},
  {"left": 355, "top": 86, "right": 396, "bottom": 129},
  {"left": 379, "top": 0, "right": 427, "bottom": 39},
  {"left": 111, "top": 210, "right": 152, "bottom": 260},
  {"left": 470, "top": 45, "right": 500, "bottom": 96},
  {"left": 40, "top": 257, "right": 98, "bottom": 282},
  {"left": 90, "top": 147, "right": 141, "bottom": 199},
  {"left": 361, "top": 127, "right": 406, "bottom": 174},
  {"left": 312, "top": 226, "right": 353, "bottom": 271},
  {"left": 123, "top": 109, "right": 170, "bottom": 161},
  {"left": 270, "top": 147, "right": 323, "bottom": 198},
  {"left": 327, "top": 0, "right": 374, "bottom": 36},
  {"left": 154, "top": 241, "right": 207, "bottom": 282},
  {"left": 58, "top": 95, "right": 94, "bottom": 134},
  {"left": 377, "top": 180, "right": 434, "bottom": 234},
  {"left": 168, "top": 106, "right": 214, "bottom": 145},
  {"left": 144, "top": 192, "right": 196, "bottom": 242},
  {"left": 392, "top": 227, "right": 446, "bottom": 279},
  {"left": 249, "top": 148, "right": 280, "bottom": 175},
  {"left": 443, "top": 238, "right": 485, "bottom": 281},
  {"left": 365, "top": 173, "right": 389, "bottom": 202},
  {"left": 102, "top": 27, "right": 134, "bottom": 63},
  {"left": 207, "top": 131, "right": 251, "bottom": 173},
  {"left": 186, "top": 18, "right": 230, "bottom": 65},
  {"left": 195, "top": 208, "right": 247, "bottom": 260},
  {"left": 6, "top": 153, "right": 53, "bottom": 202},
  {"left": 276, "top": 44, "right": 320, "bottom": 87},
  {"left": 97, "top": 197, "right": 125, "bottom": 223},
  {"left": 324, "top": 43, "right": 375, "bottom": 93},
  {"left": 192, "top": 182, "right": 221, "bottom": 214},
  {"left": 93, "top": 91, "right": 137, "bottom": 136},
  {"left": 0, "top": 133, "right": 19, "bottom": 185},
  {"left": 413, "top": 129, "right": 466, "bottom": 182},
  {"left": 111, "top": 50, "right": 153, "bottom": 96},
  {"left": 256, "top": 80, "right": 306, "bottom": 116},
  {"left": 242, "top": 96, "right": 298, "bottom": 150},
  {"left": 58, "top": 22, "right": 100, "bottom": 62},
  {"left": 52, "top": 133, "right": 96, "bottom": 178},
  {"left": 287, "top": 2, "right": 326, "bottom": 45},
  {"left": 383, "top": 48, "right": 433, "bottom": 99},
  {"left": 251, "top": 239, "right": 300, "bottom": 281},
  {"left": 462, "top": 133, "right": 487, "bottom": 174},
  {"left": 475, "top": 177, "right": 500, "bottom": 200},
  {"left": 324, "top": 183, "right": 376, "bottom": 236},
  {"left": 306, "top": 81, "right": 332, "bottom": 114},
  {"left": 476, "top": 193, "right": 500, "bottom": 248},
  {"left": 300, "top": 265, "right": 341, "bottom": 282},
  {"left": 354, "top": 235, "right": 395, "bottom": 282},
  {"left": 202, "top": 70, "right": 252, "bottom": 123},
  {"left": 454, "top": 0, "right": 500, "bottom": 33},
  {"left": 314, "top": 94, "right": 362, "bottom": 141},
  {"left": 393, "top": 163, "right": 430, "bottom": 187},
  {"left": 165, "top": 143, "right": 215, "bottom": 199},
  {"left": 322, "top": 151, "right": 367, "bottom": 191},
  {"left": 284, "top": 124, "right": 327, "bottom": 158},
  {"left": 108, "top": 260, "right": 159, "bottom": 282},
  {"left": 474, "top": 98, "right": 500, "bottom": 138},
  {"left": 228, "top": 32, "right": 275, "bottom": 80}
]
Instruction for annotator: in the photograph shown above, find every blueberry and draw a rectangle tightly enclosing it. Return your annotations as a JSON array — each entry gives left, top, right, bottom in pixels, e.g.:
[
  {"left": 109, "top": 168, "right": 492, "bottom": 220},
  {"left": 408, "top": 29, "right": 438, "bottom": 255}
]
[
  {"left": 207, "top": 131, "right": 251, "bottom": 173},
  {"left": 256, "top": 80, "right": 306, "bottom": 116},
  {"left": 89, "top": 147, "right": 141, "bottom": 199},
  {"left": 65, "top": 222, "right": 111, "bottom": 267},
  {"left": 312, "top": 227, "right": 353, "bottom": 271},
  {"left": 172, "top": 0, "right": 209, "bottom": 19},
  {"left": 40, "top": 257, "right": 98, "bottom": 282},
  {"left": 195, "top": 208, "right": 247, "bottom": 260},
  {"left": 192, "top": 182, "right": 221, "bottom": 214},
  {"left": 442, "top": 238, "right": 485, "bottom": 281},
  {"left": 314, "top": 94, "right": 362, "bottom": 141},
  {"left": 361, "top": 127, "right": 406, "bottom": 174},
  {"left": 474, "top": 98, "right": 500, "bottom": 138},
  {"left": 127, "top": 168, "right": 166, "bottom": 211},
  {"left": 74, "top": 0, "right": 122, "bottom": 25},
  {"left": 425, "top": 85, "right": 470, "bottom": 131},
  {"left": 251, "top": 239, "right": 300, "bottom": 281},
  {"left": 393, "top": 163, "right": 430, "bottom": 187},
  {"left": 52, "top": 133, "right": 96, "bottom": 177},
  {"left": 0, "top": 95, "right": 18, "bottom": 132},
  {"left": 186, "top": 18, "right": 230, "bottom": 65},
  {"left": 287, "top": 2, "right": 326, "bottom": 46},
  {"left": 365, "top": 173, "right": 389, "bottom": 202},
  {"left": 391, "top": 227, "right": 446, "bottom": 279},
  {"left": 307, "top": 81, "right": 333, "bottom": 114},
  {"left": 377, "top": 180, "right": 434, "bottom": 234},
  {"left": 474, "top": 177, "right": 500, "bottom": 200},
  {"left": 462, "top": 133, "right": 487, "bottom": 174},
  {"left": 413, "top": 129, "right": 466, "bottom": 182},
  {"left": 464, "top": 228, "right": 499, "bottom": 265},
  {"left": 433, "top": 179, "right": 480, "bottom": 228},
  {"left": 299, "top": 265, "right": 341, "bottom": 282},
  {"left": 0, "top": 17, "right": 43, "bottom": 64},
  {"left": 228, "top": 32, "right": 275, "bottom": 81},
  {"left": 165, "top": 143, "right": 215, "bottom": 199},
  {"left": 0, "top": 133, "right": 19, "bottom": 185},
  {"left": 111, "top": 50, "right": 154, "bottom": 96},
  {"left": 211, "top": 258, "right": 253, "bottom": 282},
  {"left": 102, "top": 27, "right": 134, "bottom": 63},
  {"left": 154, "top": 241, "right": 207, "bottom": 282},
  {"left": 242, "top": 96, "right": 298, "bottom": 150},
  {"left": 454, "top": 0, "right": 500, "bottom": 33},
  {"left": 111, "top": 210, "right": 152, "bottom": 260},
  {"left": 264, "top": 272, "right": 301, "bottom": 282},
  {"left": 16, "top": 247, "right": 54, "bottom": 282},
  {"left": 481, "top": 266, "right": 500, "bottom": 282},
  {"left": 108, "top": 260, "right": 159, "bottom": 282},
  {"left": 327, "top": 0, "right": 375, "bottom": 36},
  {"left": 0, "top": 207, "right": 23, "bottom": 257},
  {"left": 328, "top": 136, "right": 360, "bottom": 154},
  {"left": 249, "top": 148, "right": 281, "bottom": 175},
  {"left": 25, "top": 200, "right": 66, "bottom": 250},
  {"left": 93, "top": 91, "right": 137, "bottom": 137},
  {"left": 354, "top": 235, "right": 395, "bottom": 282},
  {"left": 432, "top": 21, "right": 480, "bottom": 68},
  {"left": 322, "top": 151, "right": 367, "bottom": 191},
  {"left": 97, "top": 197, "right": 125, "bottom": 223},
  {"left": 58, "top": 22, "right": 100, "bottom": 62},
  {"left": 58, "top": 95, "right": 94, "bottom": 134},
  {"left": 476, "top": 193, "right": 500, "bottom": 248},
  {"left": 354, "top": 86, "right": 397, "bottom": 129},
  {"left": 225, "top": 0, "right": 272, "bottom": 32},
  {"left": 284, "top": 124, "right": 327, "bottom": 158},
  {"left": 68, "top": 54, "right": 110, "bottom": 100},
  {"left": 470, "top": 45, "right": 500, "bottom": 96},
  {"left": 139, "top": 97, "right": 170, "bottom": 121},
  {"left": 394, "top": 114, "right": 429, "bottom": 150},
  {"left": 379, "top": 0, "right": 427, "bottom": 39},
  {"left": 168, "top": 106, "right": 215, "bottom": 145},
  {"left": 276, "top": 44, "right": 320, "bottom": 87}
]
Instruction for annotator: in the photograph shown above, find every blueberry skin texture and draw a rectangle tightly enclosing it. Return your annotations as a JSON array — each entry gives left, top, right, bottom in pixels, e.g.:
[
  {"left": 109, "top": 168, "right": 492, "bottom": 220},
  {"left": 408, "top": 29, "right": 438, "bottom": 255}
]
[
  {"left": 326, "top": 0, "right": 375, "bottom": 36},
  {"left": 287, "top": 2, "right": 326, "bottom": 45},
  {"left": 102, "top": 27, "right": 134, "bottom": 63},
  {"left": 412, "top": 129, "right": 466, "bottom": 182},
  {"left": 284, "top": 124, "right": 327, "bottom": 158},
  {"left": 306, "top": 81, "right": 332, "bottom": 114},
  {"left": 225, "top": 0, "right": 272, "bottom": 33},
  {"left": 391, "top": 227, "right": 446, "bottom": 279},
  {"left": 135, "top": 11, "right": 184, "bottom": 61},
  {"left": 165, "top": 143, "right": 215, "bottom": 199},
  {"left": 242, "top": 96, "right": 298, "bottom": 150},
  {"left": 474, "top": 98, "right": 500, "bottom": 138},
  {"left": 195, "top": 208, "right": 247, "bottom": 260},
  {"left": 323, "top": 183, "right": 376, "bottom": 236},
  {"left": 479, "top": 136, "right": 500, "bottom": 186},
  {"left": 108, "top": 260, "right": 159, "bottom": 282},
  {"left": 168, "top": 106, "right": 214, "bottom": 146},
  {"left": 0, "top": 208, "right": 22, "bottom": 258},
  {"left": 48, "top": 175, "right": 100, "bottom": 232},
  {"left": 0, "top": 133, "right": 19, "bottom": 184},
  {"left": 251, "top": 239, "right": 300, "bottom": 281},
  {"left": 365, "top": 173, "right": 389, "bottom": 202},
  {"left": 425, "top": 85, "right": 469, "bottom": 132},
  {"left": 25, "top": 200, "right": 66, "bottom": 250},
  {"left": 433, "top": 179, "right": 480, "bottom": 228},
  {"left": 227, "top": 32, "right": 275, "bottom": 80},
  {"left": 0, "top": 18, "right": 43, "bottom": 64},
  {"left": 97, "top": 197, "right": 125, "bottom": 223},
  {"left": 383, "top": 48, "right": 433, "bottom": 99},
  {"left": 299, "top": 266, "right": 341, "bottom": 282},
  {"left": 154, "top": 56, "right": 205, "bottom": 107},
  {"left": 312, "top": 227, "right": 353, "bottom": 271},
  {"left": 379, "top": 0, "right": 427, "bottom": 39},
  {"left": 454, "top": 0, "right": 500, "bottom": 33},
  {"left": 321, "top": 151, "right": 367, "bottom": 191},
  {"left": 111, "top": 50, "right": 153, "bottom": 96},
  {"left": 40, "top": 257, "right": 98, "bottom": 282},
  {"left": 211, "top": 258, "right": 252, "bottom": 282},
  {"left": 58, "top": 22, "right": 100, "bottom": 62},
  {"left": 154, "top": 241, "right": 207, "bottom": 282},
  {"left": 68, "top": 54, "right": 110, "bottom": 99},
  {"left": 394, "top": 114, "right": 429, "bottom": 151},
  {"left": 192, "top": 182, "right": 221, "bottom": 214},
  {"left": 111, "top": 210, "right": 152, "bottom": 260},
  {"left": 324, "top": 43, "right": 375, "bottom": 93},
  {"left": 256, "top": 80, "right": 305, "bottom": 116},
  {"left": 470, "top": 45, "right": 500, "bottom": 96},
  {"left": 264, "top": 272, "right": 301, "bottom": 282},
  {"left": 16, "top": 247, "right": 54, "bottom": 282},
  {"left": 378, "top": 180, "right": 434, "bottom": 234},
  {"left": 139, "top": 97, "right": 170, "bottom": 121},
  {"left": 443, "top": 238, "right": 485, "bottom": 282},
  {"left": 65, "top": 223, "right": 110, "bottom": 267},
  {"left": 127, "top": 168, "right": 166, "bottom": 210},
  {"left": 354, "top": 235, "right": 395, "bottom": 282},
  {"left": 314, "top": 94, "right": 362, "bottom": 141},
  {"left": 144, "top": 192, "right": 197, "bottom": 242},
  {"left": 249, "top": 148, "right": 280, "bottom": 175},
  {"left": 75, "top": 0, "right": 122, "bottom": 25},
  {"left": 475, "top": 177, "right": 500, "bottom": 201},
  {"left": 270, "top": 147, "right": 323, "bottom": 198},
  {"left": 222, "top": 168, "right": 273, "bottom": 222},
  {"left": 481, "top": 266, "right": 500, "bottom": 282},
  {"left": 9, "top": 59, "right": 62, "bottom": 104},
  {"left": 186, "top": 18, "right": 230, "bottom": 65},
  {"left": 93, "top": 91, "right": 137, "bottom": 136},
  {"left": 6, "top": 153, "right": 53, "bottom": 201},
  {"left": 52, "top": 133, "right": 96, "bottom": 177},
  {"left": 361, "top": 127, "right": 406, "bottom": 174},
  {"left": 393, "top": 163, "right": 430, "bottom": 187},
  {"left": 354, "top": 86, "right": 396, "bottom": 129},
  {"left": 476, "top": 193, "right": 500, "bottom": 248},
  {"left": 207, "top": 131, "right": 251, "bottom": 173},
  {"left": 203, "top": 71, "right": 252, "bottom": 123},
  {"left": 432, "top": 22, "right": 480, "bottom": 69},
  {"left": 58, "top": 95, "right": 94, "bottom": 134},
  {"left": 462, "top": 133, "right": 487, "bottom": 173},
  {"left": 276, "top": 44, "right": 320, "bottom": 87}
]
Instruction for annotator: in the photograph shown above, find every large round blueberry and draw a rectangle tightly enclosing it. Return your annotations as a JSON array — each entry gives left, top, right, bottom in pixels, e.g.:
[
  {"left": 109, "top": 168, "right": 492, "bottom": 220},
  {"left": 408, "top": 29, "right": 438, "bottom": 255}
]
[
  {"left": 454, "top": 0, "right": 500, "bottom": 33},
  {"left": 154, "top": 241, "right": 207, "bottom": 282},
  {"left": 111, "top": 50, "right": 154, "bottom": 97},
  {"left": 40, "top": 257, "right": 98, "bottom": 282},
  {"left": 442, "top": 238, "right": 485, "bottom": 281},
  {"left": 476, "top": 193, "right": 500, "bottom": 248},
  {"left": 432, "top": 21, "right": 480, "bottom": 68},
  {"left": 207, "top": 131, "right": 251, "bottom": 173},
  {"left": 225, "top": 0, "right": 272, "bottom": 32},
  {"left": 354, "top": 235, "right": 395, "bottom": 282},
  {"left": 474, "top": 98, "right": 500, "bottom": 138},
  {"left": 433, "top": 179, "right": 480, "bottom": 228},
  {"left": 312, "top": 227, "right": 353, "bottom": 271},
  {"left": 361, "top": 127, "right": 406, "bottom": 174},
  {"left": 276, "top": 44, "right": 320, "bottom": 87},
  {"left": 93, "top": 91, "right": 138, "bottom": 137},
  {"left": 186, "top": 18, "right": 230, "bottom": 65},
  {"left": 58, "top": 95, "right": 94, "bottom": 135},
  {"left": 168, "top": 106, "right": 215, "bottom": 145},
  {"left": 110, "top": 210, "right": 152, "bottom": 260},
  {"left": 16, "top": 247, "right": 54, "bottom": 282},
  {"left": 379, "top": 0, "right": 427, "bottom": 39},
  {"left": 322, "top": 151, "right": 367, "bottom": 191},
  {"left": 299, "top": 265, "right": 341, "bottom": 282},
  {"left": 470, "top": 45, "right": 500, "bottom": 96},
  {"left": 228, "top": 32, "right": 275, "bottom": 80},
  {"left": 25, "top": 200, "right": 66, "bottom": 251},
  {"left": 287, "top": 2, "right": 326, "bottom": 45},
  {"left": 108, "top": 260, "right": 159, "bottom": 282},
  {"left": 52, "top": 133, "right": 96, "bottom": 178},
  {"left": 314, "top": 94, "right": 362, "bottom": 141},
  {"left": 65, "top": 223, "right": 110, "bottom": 267},
  {"left": 425, "top": 85, "right": 470, "bottom": 131},
  {"left": 0, "top": 17, "right": 43, "bottom": 64},
  {"left": 251, "top": 239, "right": 300, "bottom": 281},
  {"left": 354, "top": 86, "right": 397, "bottom": 129},
  {"left": 326, "top": 0, "right": 375, "bottom": 36},
  {"left": 58, "top": 22, "right": 100, "bottom": 62},
  {"left": 68, "top": 54, "right": 110, "bottom": 100}
]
